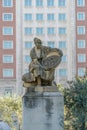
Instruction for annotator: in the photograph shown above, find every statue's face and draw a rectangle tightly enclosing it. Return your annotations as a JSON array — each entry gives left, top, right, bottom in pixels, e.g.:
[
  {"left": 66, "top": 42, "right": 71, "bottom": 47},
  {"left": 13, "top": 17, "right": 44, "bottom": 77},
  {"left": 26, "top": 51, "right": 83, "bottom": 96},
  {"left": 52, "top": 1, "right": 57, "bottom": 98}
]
[{"left": 35, "top": 41, "right": 42, "bottom": 49}]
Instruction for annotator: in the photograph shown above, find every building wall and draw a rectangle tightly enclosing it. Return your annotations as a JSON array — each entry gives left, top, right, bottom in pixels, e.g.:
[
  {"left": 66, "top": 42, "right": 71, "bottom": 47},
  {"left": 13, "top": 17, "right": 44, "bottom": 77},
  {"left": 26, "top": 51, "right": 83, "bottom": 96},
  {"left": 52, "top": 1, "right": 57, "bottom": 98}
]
[
  {"left": 0, "top": 0, "right": 16, "bottom": 96},
  {"left": 76, "top": 0, "right": 87, "bottom": 77},
  {"left": 16, "top": 0, "right": 24, "bottom": 95},
  {"left": 21, "top": 0, "right": 76, "bottom": 86},
  {"left": 0, "top": 0, "right": 77, "bottom": 96}
]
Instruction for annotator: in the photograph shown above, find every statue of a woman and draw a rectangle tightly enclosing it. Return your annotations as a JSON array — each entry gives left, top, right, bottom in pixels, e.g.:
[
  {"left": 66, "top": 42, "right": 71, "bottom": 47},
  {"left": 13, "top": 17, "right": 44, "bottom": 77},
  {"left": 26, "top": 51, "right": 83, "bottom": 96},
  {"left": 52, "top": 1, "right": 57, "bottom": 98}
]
[{"left": 22, "top": 37, "right": 63, "bottom": 87}]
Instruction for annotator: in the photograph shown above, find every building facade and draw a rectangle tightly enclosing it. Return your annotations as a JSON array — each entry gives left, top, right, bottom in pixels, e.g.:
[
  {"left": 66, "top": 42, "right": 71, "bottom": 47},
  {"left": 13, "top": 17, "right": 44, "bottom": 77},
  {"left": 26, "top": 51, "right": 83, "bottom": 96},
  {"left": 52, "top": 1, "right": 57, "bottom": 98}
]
[
  {"left": 0, "top": 0, "right": 16, "bottom": 96},
  {"left": 20, "top": 0, "right": 76, "bottom": 87},
  {"left": 76, "top": 0, "right": 87, "bottom": 77},
  {"left": 0, "top": 0, "right": 77, "bottom": 96}
]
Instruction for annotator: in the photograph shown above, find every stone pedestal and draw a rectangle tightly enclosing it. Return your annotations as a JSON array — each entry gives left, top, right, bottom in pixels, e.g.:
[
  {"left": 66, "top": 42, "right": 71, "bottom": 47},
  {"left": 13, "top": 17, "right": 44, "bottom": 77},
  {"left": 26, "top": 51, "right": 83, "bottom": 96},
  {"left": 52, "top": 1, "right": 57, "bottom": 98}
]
[{"left": 22, "top": 87, "right": 64, "bottom": 130}]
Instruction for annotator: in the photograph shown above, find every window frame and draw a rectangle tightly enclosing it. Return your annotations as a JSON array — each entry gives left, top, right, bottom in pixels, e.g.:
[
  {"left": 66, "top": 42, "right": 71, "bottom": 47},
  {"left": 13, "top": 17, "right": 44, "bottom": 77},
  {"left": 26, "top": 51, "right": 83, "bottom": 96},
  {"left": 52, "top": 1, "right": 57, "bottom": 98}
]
[
  {"left": 2, "top": 0, "right": 13, "bottom": 7},
  {"left": 59, "top": 69, "right": 67, "bottom": 76},
  {"left": 3, "top": 41, "right": 13, "bottom": 49},
  {"left": 24, "top": 0, "right": 32, "bottom": 7},
  {"left": 47, "top": 27, "right": 55, "bottom": 35},
  {"left": 3, "top": 55, "right": 13, "bottom": 63},
  {"left": 24, "top": 13, "right": 32, "bottom": 21},
  {"left": 3, "top": 13, "right": 13, "bottom": 21},
  {"left": 77, "top": 0, "right": 85, "bottom": 7},
  {"left": 77, "top": 40, "right": 85, "bottom": 48},
  {"left": 4, "top": 87, "right": 13, "bottom": 96},
  {"left": 25, "top": 41, "right": 32, "bottom": 49},
  {"left": 47, "top": 41, "right": 55, "bottom": 48},
  {"left": 77, "top": 12, "right": 85, "bottom": 21},
  {"left": 77, "top": 54, "right": 86, "bottom": 62},
  {"left": 77, "top": 26, "right": 85, "bottom": 35},
  {"left": 78, "top": 67, "right": 85, "bottom": 76},
  {"left": 3, "top": 27, "right": 13, "bottom": 35},
  {"left": 36, "top": 13, "right": 43, "bottom": 21},
  {"left": 58, "top": 0, "right": 66, "bottom": 7},
  {"left": 47, "top": 0, "right": 54, "bottom": 7},
  {"left": 59, "top": 41, "right": 66, "bottom": 48},
  {"left": 47, "top": 13, "right": 55, "bottom": 21},
  {"left": 61, "top": 55, "right": 67, "bottom": 62},
  {"left": 3, "top": 69, "right": 13, "bottom": 77},
  {"left": 24, "top": 27, "right": 33, "bottom": 35},
  {"left": 58, "top": 13, "right": 66, "bottom": 21},
  {"left": 24, "top": 55, "right": 31, "bottom": 63},
  {"left": 58, "top": 27, "right": 66, "bottom": 35},
  {"left": 36, "top": 0, "right": 43, "bottom": 7},
  {"left": 36, "top": 27, "right": 44, "bottom": 35}
]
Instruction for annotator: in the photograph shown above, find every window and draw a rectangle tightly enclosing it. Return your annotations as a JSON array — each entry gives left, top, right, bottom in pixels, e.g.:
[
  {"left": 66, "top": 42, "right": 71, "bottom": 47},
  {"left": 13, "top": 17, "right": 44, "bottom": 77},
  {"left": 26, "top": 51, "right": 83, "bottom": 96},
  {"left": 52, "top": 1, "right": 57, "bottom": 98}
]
[
  {"left": 62, "top": 55, "right": 67, "bottom": 62},
  {"left": 3, "top": 41, "right": 13, "bottom": 49},
  {"left": 36, "top": 0, "right": 43, "bottom": 7},
  {"left": 59, "top": 41, "right": 66, "bottom": 48},
  {"left": 58, "top": 0, "right": 66, "bottom": 7},
  {"left": 77, "top": 0, "right": 85, "bottom": 7},
  {"left": 59, "top": 69, "right": 67, "bottom": 76},
  {"left": 3, "top": 69, "right": 13, "bottom": 77},
  {"left": 78, "top": 67, "right": 85, "bottom": 76},
  {"left": 47, "top": 14, "right": 54, "bottom": 21},
  {"left": 24, "top": 0, "right": 32, "bottom": 6},
  {"left": 47, "top": 27, "right": 55, "bottom": 34},
  {"left": 25, "top": 27, "right": 32, "bottom": 35},
  {"left": 3, "top": 0, "right": 13, "bottom": 7},
  {"left": 25, "top": 55, "right": 31, "bottom": 62},
  {"left": 47, "top": 0, "right": 54, "bottom": 6},
  {"left": 3, "top": 55, "right": 13, "bottom": 63},
  {"left": 48, "top": 41, "right": 55, "bottom": 48},
  {"left": 58, "top": 13, "right": 66, "bottom": 21},
  {"left": 59, "top": 27, "right": 66, "bottom": 35},
  {"left": 36, "top": 14, "right": 43, "bottom": 21},
  {"left": 25, "top": 41, "right": 32, "bottom": 49},
  {"left": 24, "top": 14, "right": 32, "bottom": 21},
  {"left": 78, "top": 54, "right": 86, "bottom": 62},
  {"left": 77, "top": 26, "right": 85, "bottom": 35},
  {"left": 3, "top": 27, "right": 13, "bottom": 35},
  {"left": 77, "top": 12, "right": 85, "bottom": 20},
  {"left": 4, "top": 88, "right": 13, "bottom": 96},
  {"left": 3, "top": 13, "right": 13, "bottom": 21},
  {"left": 36, "top": 27, "right": 43, "bottom": 35},
  {"left": 77, "top": 40, "right": 85, "bottom": 48}
]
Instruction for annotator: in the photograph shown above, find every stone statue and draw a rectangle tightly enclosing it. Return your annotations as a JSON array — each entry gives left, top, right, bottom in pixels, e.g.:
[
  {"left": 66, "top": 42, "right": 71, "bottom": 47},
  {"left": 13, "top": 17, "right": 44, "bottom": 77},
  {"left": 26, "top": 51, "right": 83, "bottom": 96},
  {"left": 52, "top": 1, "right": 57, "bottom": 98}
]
[{"left": 22, "top": 37, "right": 63, "bottom": 88}]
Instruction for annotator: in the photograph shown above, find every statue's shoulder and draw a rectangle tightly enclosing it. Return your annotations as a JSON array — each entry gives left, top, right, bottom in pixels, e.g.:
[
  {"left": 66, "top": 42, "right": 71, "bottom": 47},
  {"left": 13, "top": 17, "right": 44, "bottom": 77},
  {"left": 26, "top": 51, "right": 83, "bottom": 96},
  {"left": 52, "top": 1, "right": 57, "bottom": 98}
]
[{"left": 42, "top": 46, "right": 51, "bottom": 52}]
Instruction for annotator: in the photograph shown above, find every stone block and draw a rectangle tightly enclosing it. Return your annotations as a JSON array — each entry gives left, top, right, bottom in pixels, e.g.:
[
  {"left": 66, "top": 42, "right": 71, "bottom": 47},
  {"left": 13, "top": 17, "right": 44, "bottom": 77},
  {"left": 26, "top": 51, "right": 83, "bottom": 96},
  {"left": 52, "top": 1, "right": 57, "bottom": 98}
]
[{"left": 22, "top": 91, "right": 64, "bottom": 130}]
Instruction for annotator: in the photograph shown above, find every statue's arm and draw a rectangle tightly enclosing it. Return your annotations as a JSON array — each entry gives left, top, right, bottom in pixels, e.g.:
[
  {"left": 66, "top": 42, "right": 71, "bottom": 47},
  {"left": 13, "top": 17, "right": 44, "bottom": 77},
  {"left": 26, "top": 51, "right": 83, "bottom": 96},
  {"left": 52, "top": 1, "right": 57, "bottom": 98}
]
[
  {"left": 30, "top": 48, "right": 37, "bottom": 59},
  {"left": 56, "top": 48, "right": 63, "bottom": 57}
]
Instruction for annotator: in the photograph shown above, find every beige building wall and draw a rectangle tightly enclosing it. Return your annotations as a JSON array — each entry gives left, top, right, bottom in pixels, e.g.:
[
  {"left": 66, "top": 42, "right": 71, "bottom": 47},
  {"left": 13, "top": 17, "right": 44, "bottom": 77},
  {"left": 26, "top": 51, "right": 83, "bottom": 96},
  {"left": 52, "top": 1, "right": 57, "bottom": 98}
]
[
  {"left": 16, "top": 0, "right": 23, "bottom": 95},
  {"left": 20, "top": 0, "right": 76, "bottom": 88}
]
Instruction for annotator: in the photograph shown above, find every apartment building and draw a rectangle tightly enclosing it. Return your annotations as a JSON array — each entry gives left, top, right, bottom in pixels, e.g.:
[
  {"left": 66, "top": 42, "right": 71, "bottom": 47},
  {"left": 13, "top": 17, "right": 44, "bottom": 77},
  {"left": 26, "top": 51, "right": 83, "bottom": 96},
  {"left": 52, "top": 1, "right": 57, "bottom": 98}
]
[
  {"left": 76, "top": 0, "right": 87, "bottom": 77},
  {"left": 0, "top": 0, "right": 16, "bottom": 96},
  {"left": 20, "top": 0, "right": 76, "bottom": 87},
  {"left": 0, "top": 0, "right": 76, "bottom": 96}
]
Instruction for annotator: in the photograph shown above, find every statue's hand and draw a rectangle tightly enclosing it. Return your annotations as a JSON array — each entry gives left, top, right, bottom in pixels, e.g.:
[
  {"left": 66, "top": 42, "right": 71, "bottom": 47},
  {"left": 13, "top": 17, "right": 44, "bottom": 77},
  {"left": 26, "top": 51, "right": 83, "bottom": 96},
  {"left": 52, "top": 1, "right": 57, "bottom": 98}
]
[{"left": 57, "top": 49, "right": 63, "bottom": 57}]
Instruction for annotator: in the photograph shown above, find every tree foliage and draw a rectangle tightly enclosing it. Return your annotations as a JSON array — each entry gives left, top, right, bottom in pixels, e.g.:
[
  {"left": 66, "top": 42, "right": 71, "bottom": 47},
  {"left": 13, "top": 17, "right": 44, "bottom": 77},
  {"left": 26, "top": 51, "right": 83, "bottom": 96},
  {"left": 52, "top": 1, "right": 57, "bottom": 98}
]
[
  {"left": 0, "top": 97, "right": 22, "bottom": 129},
  {"left": 64, "top": 77, "right": 87, "bottom": 130}
]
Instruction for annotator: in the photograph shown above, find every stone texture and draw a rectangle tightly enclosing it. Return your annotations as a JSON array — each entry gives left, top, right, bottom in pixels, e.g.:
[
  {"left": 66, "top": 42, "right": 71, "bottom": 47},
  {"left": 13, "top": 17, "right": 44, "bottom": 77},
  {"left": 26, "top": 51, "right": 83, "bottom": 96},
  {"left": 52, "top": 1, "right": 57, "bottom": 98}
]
[
  {"left": 22, "top": 91, "right": 64, "bottom": 130},
  {"left": 35, "top": 86, "right": 58, "bottom": 92}
]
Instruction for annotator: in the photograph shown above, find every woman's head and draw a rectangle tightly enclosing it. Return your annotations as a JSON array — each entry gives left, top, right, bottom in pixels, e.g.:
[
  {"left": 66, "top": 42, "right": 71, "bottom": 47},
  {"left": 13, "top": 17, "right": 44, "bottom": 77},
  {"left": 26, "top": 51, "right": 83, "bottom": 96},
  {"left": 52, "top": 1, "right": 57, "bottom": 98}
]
[{"left": 34, "top": 37, "right": 42, "bottom": 49}]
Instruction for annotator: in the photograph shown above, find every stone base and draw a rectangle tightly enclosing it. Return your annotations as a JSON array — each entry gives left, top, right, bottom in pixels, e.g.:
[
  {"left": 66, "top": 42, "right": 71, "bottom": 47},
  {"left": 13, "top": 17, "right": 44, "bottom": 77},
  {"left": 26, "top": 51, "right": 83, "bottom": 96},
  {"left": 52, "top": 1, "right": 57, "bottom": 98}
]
[
  {"left": 35, "top": 85, "right": 58, "bottom": 92},
  {"left": 22, "top": 89, "right": 64, "bottom": 130}
]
